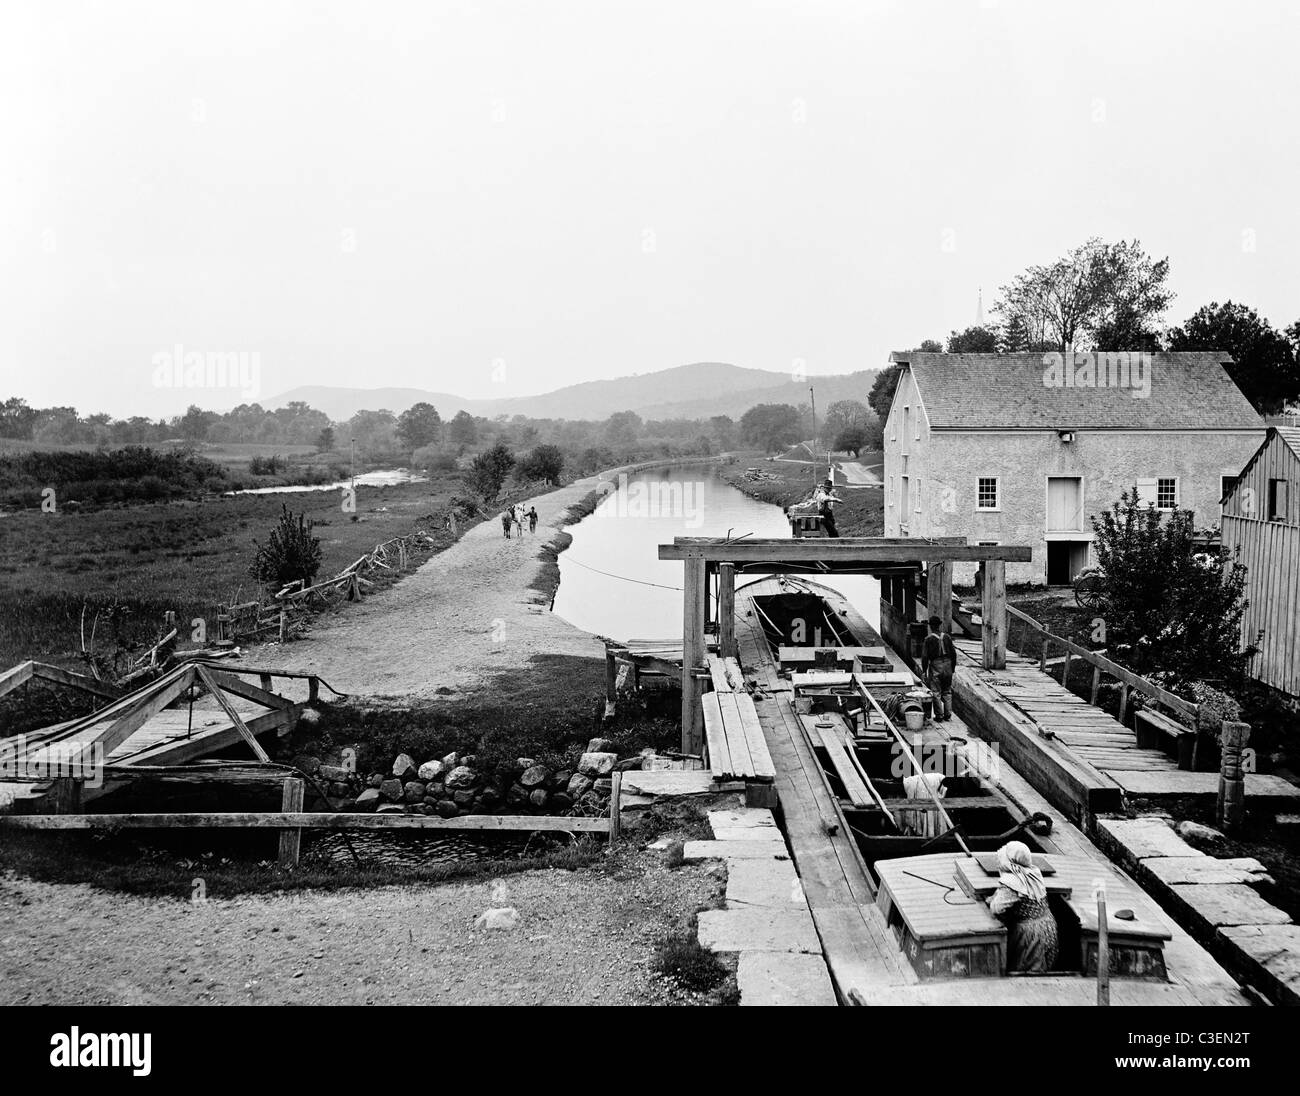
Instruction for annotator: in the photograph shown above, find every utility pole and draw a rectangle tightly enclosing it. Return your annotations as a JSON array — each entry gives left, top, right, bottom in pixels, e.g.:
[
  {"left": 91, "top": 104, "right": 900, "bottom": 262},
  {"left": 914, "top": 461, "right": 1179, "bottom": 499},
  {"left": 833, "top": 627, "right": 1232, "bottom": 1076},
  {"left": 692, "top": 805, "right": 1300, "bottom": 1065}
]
[
  {"left": 350, "top": 438, "right": 356, "bottom": 491},
  {"left": 808, "top": 384, "right": 818, "bottom": 486}
]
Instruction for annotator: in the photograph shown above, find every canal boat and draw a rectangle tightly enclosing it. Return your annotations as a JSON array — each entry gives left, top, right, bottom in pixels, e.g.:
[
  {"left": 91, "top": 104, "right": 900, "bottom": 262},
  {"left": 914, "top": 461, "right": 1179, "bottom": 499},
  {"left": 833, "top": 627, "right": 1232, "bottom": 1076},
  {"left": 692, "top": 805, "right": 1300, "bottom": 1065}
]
[{"left": 725, "top": 574, "right": 1241, "bottom": 1003}]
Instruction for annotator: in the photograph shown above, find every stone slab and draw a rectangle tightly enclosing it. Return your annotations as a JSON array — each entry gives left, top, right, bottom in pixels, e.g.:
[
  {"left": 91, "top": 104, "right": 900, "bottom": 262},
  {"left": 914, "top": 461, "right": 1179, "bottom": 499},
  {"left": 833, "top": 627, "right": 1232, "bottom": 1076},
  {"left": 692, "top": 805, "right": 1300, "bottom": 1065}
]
[
  {"left": 697, "top": 908, "right": 820, "bottom": 954},
  {"left": 1144, "top": 856, "right": 1272, "bottom": 887},
  {"left": 710, "top": 825, "right": 784, "bottom": 844},
  {"left": 1108, "top": 771, "right": 1300, "bottom": 798},
  {"left": 1096, "top": 817, "right": 1204, "bottom": 861},
  {"left": 619, "top": 771, "right": 745, "bottom": 796},
  {"left": 1172, "top": 884, "right": 1292, "bottom": 928},
  {"left": 737, "top": 951, "right": 837, "bottom": 1006},
  {"left": 724, "top": 856, "right": 803, "bottom": 909},
  {"left": 1219, "top": 924, "right": 1300, "bottom": 1006},
  {"left": 707, "top": 807, "right": 778, "bottom": 831},
  {"left": 683, "top": 840, "right": 791, "bottom": 862}
]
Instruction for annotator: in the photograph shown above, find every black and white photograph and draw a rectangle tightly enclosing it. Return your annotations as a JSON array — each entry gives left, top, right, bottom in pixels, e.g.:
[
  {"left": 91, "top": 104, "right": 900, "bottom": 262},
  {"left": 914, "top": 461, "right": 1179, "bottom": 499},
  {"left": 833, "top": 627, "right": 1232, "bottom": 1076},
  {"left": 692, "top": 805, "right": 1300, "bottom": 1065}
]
[{"left": 1, "top": 0, "right": 1296, "bottom": 1074}]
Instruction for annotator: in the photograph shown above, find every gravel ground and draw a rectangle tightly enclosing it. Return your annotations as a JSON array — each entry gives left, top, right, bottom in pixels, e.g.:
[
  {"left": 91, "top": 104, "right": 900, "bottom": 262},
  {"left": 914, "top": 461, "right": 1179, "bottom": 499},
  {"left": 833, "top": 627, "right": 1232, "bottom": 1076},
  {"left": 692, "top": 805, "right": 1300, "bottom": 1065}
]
[{"left": 0, "top": 851, "right": 727, "bottom": 1005}]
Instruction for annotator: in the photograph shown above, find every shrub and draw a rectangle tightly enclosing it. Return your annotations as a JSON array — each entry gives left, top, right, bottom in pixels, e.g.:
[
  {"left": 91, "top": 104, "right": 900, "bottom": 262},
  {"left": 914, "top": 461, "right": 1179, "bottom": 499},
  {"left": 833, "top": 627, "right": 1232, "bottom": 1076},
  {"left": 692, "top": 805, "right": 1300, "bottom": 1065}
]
[{"left": 249, "top": 504, "right": 323, "bottom": 590}]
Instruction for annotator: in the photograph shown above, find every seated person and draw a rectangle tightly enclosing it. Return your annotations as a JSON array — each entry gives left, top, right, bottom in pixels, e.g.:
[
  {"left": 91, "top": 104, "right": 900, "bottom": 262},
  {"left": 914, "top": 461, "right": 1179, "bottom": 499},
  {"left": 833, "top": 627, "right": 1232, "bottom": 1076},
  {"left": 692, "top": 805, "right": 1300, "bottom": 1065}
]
[{"left": 986, "top": 841, "right": 1059, "bottom": 972}]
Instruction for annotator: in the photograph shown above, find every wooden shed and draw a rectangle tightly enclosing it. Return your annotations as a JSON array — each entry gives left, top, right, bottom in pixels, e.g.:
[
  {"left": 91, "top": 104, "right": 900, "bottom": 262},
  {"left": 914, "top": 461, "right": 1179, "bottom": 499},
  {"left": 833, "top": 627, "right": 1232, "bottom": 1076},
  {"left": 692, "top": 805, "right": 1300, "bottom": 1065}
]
[{"left": 1221, "top": 426, "right": 1300, "bottom": 698}]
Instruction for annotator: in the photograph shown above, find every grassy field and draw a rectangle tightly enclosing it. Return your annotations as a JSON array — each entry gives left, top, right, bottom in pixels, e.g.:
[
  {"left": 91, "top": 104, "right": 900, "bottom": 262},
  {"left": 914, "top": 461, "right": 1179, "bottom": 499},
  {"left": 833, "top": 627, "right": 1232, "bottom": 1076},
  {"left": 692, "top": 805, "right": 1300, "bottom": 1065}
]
[
  {"left": 721, "top": 454, "right": 884, "bottom": 536},
  {"left": 0, "top": 475, "right": 472, "bottom": 673}
]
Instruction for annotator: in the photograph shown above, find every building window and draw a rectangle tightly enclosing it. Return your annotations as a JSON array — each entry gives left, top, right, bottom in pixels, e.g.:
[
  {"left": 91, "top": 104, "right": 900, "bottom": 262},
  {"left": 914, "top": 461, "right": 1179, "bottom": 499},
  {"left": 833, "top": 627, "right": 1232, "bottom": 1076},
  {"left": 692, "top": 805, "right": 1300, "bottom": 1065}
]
[
  {"left": 1269, "top": 479, "right": 1288, "bottom": 522},
  {"left": 1221, "top": 475, "right": 1237, "bottom": 506},
  {"left": 977, "top": 477, "right": 999, "bottom": 511},
  {"left": 915, "top": 476, "right": 923, "bottom": 512},
  {"left": 1156, "top": 477, "right": 1178, "bottom": 510}
]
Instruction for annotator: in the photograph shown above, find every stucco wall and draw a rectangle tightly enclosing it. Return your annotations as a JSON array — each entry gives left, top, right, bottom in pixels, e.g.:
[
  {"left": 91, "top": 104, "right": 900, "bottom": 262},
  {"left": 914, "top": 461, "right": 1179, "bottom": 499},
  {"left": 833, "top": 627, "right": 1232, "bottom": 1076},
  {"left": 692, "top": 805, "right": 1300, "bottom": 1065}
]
[{"left": 884, "top": 418, "right": 1262, "bottom": 584}]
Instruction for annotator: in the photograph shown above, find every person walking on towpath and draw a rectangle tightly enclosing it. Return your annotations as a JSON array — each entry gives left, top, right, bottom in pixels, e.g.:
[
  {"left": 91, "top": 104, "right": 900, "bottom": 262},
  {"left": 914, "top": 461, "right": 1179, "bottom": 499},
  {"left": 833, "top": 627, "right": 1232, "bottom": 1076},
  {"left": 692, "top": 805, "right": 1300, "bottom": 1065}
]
[
  {"left": 528, "top": 506, "right": 538, "bottom": 534},
  {"left": 812, "top": 477, "right": 842, "bottom": 538},
  {"left": 501, "top": 509, "right": 513, "bottom": 538}
]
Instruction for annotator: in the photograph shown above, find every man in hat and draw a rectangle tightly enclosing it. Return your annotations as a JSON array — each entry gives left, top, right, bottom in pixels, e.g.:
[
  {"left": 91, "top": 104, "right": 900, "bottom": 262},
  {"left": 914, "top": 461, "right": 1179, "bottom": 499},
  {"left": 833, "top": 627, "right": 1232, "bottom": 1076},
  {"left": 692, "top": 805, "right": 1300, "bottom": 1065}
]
[
  {"left": 921, "top": 615, "right": 957, "bottom": 721},
  {"left": 812, "top": 477, "right": 842, "bottom": 537}
]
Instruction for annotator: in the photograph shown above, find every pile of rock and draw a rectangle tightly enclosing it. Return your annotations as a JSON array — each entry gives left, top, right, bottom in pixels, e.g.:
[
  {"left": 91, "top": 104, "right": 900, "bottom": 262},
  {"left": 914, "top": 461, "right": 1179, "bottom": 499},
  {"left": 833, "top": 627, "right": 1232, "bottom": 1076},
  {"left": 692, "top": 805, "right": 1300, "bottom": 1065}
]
[{"left": 343, "top": 739, "right": 636, "bottom": 818}]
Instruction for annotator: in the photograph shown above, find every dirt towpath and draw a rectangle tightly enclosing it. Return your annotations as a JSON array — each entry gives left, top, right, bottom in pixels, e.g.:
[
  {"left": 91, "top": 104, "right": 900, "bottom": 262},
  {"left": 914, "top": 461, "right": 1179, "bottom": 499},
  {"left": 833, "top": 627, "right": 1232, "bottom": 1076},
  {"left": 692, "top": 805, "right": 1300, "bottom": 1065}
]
[{"left": 243, "top": 475, "right": 614, "bottom": 701}]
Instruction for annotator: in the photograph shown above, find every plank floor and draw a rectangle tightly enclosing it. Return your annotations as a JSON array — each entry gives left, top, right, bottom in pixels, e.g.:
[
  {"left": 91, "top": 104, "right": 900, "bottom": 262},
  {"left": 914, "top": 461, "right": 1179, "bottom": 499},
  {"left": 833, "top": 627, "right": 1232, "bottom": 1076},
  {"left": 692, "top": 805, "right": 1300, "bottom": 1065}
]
[{"left": 951, "top": 637, "right": 1180, "bottom": 783}]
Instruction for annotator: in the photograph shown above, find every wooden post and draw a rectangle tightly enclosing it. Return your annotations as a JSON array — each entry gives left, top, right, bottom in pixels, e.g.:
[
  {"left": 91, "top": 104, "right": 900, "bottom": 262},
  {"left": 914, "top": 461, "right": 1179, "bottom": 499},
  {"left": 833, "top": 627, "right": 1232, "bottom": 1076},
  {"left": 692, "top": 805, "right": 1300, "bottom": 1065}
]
[
  {"left": 1039, "top": 638, "right": 1049, "bottom": 673},
  {"left": 278, "top": 777, "right": 305, "bottom": 868},
  {"left": 609, "top": 770, "right": 622, "bottom": 846},
  {"left": 1118, "top": 683, "right": 1129, "bottom": 727},
  {"left": 1061, "top": 650, "right": 1072, "bottom": 688},
  {"left": 925, "top": 561, "right": 953, "bottom": 634},
  {"left": 50, "top": 777, "right": 82, "bottom": 815},
  {"left": 260, "top": 672, "right": 273, "bottom": 693},
  {"left": 1090, "top": 666, "right": 1101, "bottom": 706},
  {"left": 605, "top": 649, "right": 618, "bottom": 714},
  {"left": 308, "top": 676, "right": 319, "bottom": 703},
  {"left": 1096, "top": 885, "right": 1110, "bottom": 1006},
  {"left": 903, "top": 571, "right": 918, "bottom": 624},
  {"left": 980, "top": 560, "right": 1006, "bottom": 670},
  {"left": 717, "top": 562, "right": 736, "bottom": 659},
  {"left": 681, "top": 556, "right": 707, "bottom": 756},
  {"left": 1217, "top": 721, "right": 1251, "bottom": 833}
]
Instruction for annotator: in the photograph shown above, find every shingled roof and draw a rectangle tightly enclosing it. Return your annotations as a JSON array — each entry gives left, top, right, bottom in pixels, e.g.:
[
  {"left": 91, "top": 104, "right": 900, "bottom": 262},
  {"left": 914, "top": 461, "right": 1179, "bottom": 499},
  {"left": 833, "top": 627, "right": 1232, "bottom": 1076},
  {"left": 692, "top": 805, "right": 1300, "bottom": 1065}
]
[{"left": 890, "top": 351, "right": 1262, "bottom": 430}]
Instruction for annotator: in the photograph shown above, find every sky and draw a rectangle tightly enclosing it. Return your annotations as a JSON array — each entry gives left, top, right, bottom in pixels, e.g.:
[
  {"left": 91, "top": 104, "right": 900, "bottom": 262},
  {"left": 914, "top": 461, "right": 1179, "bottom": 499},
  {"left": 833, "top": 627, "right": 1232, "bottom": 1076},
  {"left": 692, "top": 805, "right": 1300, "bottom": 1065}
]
[{"left": 2, "top": 0, "right": 1298, "bottom": 419}]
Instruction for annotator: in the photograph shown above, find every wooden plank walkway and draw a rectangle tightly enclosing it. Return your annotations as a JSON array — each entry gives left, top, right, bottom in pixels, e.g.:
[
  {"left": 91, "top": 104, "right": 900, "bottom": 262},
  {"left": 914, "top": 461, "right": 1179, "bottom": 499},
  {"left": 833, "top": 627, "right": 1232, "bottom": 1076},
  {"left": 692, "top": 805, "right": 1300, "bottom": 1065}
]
[{"left": 952, "top": 637, "right": 1180, "bottom": 785}]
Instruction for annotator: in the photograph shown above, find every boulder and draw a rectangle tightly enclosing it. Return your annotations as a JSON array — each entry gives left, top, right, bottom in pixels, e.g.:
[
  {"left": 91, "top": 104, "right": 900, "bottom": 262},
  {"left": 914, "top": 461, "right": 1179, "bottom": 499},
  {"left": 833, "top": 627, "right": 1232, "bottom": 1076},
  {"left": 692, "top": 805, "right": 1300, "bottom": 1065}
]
[
  {"left": 425, "top": 782, "right": 445, "bottom": 800},
  {"left": 354, "top": 788, "right": 381, "bottom": 811},
  {"left": 379, "top": 778, "right": 404, "bottom": 803},
  {"left": 392, "top": 753, "right": 417, "bottom": 779},
  {"left": 377, "top": 804, "right": 405, "bottom": 814},
  {"left": 441, "top": 751, "right": 459, "bottom": 768},
  {"left": 519, "top": 764, "right": 551, "bottom": 788},
  {"left": 615, "top": 757, "right": 643, "bottom": 772},
  {"left": 515, "top": 757, "right": 536, "bottom": 772},
  {"left": 578, "top": 752, "right": 617, "bottom": 777},
  {"left": 587, "top": 737, "right": 617, "bottom": 754},
  {"left": 329, "top": 781, "right": 349, "bottom": 798},
  {"left": 462, "top": 754, "right": 477, "bottom": 768},
  {"left": 506, "top": 783, "right": 530, "bottom": 807},
  {"left": 420, "top": 803, "right": 435, "bottom": 815},
  {"left": 417, "top": 759, "right": 445, "bottom": 782},
  {"left": 445, "top": 765, "right": 477, "bottom": 790},
  {"left": 452, "top": 789, "right": 476, "bottom": 807},
  {"left": 473, "top": 907, "right": 519, "bottom": 931},
  {"left": 528, "top": 788, "right": 549, "bottom": 809},
  {"left": 367, "top": 773, "right": 385, "bottom": 789},
  {"left": 477, "top": 788, "right": 502, "bottom": 811},
  {"left": 1177, "top": 820, "right": 1226, "bottom": 842},
  {"left": 435, "top": 799, "right": 460, "bottom": 818},
  {"left": 292, "top": 755, "right": 322, "bottom": 776},
  {"left": 423, "top": 796, "right": 440, "bottom": 807},
  {"left": 594, "top": 777, "right": 613, "bottom": 795},
  {"left": 566, "top": 774, "right": 594, "bottom": 799},
  {"left": 552, "top": 769, "right": 572, "bottom": 790},
  {"left": 318, "top": 763, "right": 352, "bottom": 783},
  {"left": 550, "top": 793, "right": 572, "bottom": 812},
  {"left": 403, "top": 780, "right": 427, "bottom": 803}
]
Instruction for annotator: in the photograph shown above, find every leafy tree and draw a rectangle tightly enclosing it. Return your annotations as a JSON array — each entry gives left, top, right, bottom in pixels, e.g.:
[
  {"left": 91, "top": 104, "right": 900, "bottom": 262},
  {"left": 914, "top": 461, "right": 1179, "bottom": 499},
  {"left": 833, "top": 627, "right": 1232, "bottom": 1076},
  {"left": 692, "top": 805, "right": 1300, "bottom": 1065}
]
[
  {"left": 1167, "top": 301, "right": 1299, "bottom": 414},
  {"left": 834, "top": 426, "right": 869, "bottom": 457},
  {"left": 250, "top": 504, "right": 323, "bottom": 590},
  {"left": 604, "top": 410, "right": 643, "bottom": 445},
  {"left": 516, "top": 443, "right": 565, "bottom": 485},
  {"left": 708, "top": 414, "right": 736, "bottom": 451},
  {"left": 447, "top": 409, "right": 478, "bottom": 447},
  {"left": 0, "top": 397, "right": 38, "bottom": 439},
  {"left": 867, "top": 366, "right": 902, "bottom": 422},
  {"left": 346, "top": 409, "right": 399, "bottom": 451},
  {"left": 179, "top": 404, "right": 218, "bottom": 441},
  {"left": 317, "top": 426, "right": 335, "bottom": 452},
  {"left": 1091, "top": 489, "right": 1255, "bottom": 688},
  {"left": 994, "top": 238, "right": 1172, "bottom": 353},
  {"left": 739, "top": 403, "right": 801, "bottom": 452},
  {"left": 466, "top": 442, "right": 515, "bottom": 500},
  {"left": 396, "top": 402, "right": 442, "bottom": 450},
  {"left": 946, "top": 326, "right": 999, "bottom": 353},
  {"left": 820, "top": 399, "right": 871, "bottom": 446},
  {"left": 917, "top": 339, "right": 944, "bottom": 353}
]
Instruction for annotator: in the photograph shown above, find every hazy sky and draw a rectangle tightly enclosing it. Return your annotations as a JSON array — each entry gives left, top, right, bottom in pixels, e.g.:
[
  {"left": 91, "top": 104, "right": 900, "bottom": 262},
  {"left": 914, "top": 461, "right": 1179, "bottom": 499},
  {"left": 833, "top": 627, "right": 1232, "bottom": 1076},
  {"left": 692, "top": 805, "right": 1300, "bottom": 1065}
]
[{"left": 3, "top": 0, "right": 1298, "bottom": 418}]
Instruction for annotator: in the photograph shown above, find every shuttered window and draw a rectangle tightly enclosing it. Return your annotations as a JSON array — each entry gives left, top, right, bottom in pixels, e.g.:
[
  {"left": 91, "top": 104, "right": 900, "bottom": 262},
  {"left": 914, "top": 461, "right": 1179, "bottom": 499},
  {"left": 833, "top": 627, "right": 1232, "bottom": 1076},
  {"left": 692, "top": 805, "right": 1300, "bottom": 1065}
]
[{"left": 1269, "top": 479, "right": 1288, "bottom": 522}]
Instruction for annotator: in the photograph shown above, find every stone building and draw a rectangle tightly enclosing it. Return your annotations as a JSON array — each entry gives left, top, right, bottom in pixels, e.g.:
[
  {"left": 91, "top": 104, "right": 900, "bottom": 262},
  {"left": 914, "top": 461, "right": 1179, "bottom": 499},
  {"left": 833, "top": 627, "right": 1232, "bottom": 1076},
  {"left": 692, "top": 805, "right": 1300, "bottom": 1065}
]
[{"left": 881, "top": 351, "right": 1263, "bottom": 585}]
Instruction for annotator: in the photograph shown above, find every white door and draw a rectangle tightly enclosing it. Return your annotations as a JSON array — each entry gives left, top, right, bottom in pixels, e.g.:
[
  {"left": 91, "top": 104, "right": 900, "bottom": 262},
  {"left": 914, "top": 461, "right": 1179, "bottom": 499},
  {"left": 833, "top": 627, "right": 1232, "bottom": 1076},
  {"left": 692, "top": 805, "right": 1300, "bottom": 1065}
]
[{"left": 1047, "top": 477, "right": 1083, "bottom": 532}]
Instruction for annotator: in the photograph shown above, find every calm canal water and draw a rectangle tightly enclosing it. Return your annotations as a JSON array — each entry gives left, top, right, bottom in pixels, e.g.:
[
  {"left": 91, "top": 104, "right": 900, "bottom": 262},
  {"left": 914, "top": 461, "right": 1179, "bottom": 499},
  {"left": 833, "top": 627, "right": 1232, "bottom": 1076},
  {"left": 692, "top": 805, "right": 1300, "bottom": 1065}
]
[{"left": 551, "top": 466, "right": 879, "bottom": 639}]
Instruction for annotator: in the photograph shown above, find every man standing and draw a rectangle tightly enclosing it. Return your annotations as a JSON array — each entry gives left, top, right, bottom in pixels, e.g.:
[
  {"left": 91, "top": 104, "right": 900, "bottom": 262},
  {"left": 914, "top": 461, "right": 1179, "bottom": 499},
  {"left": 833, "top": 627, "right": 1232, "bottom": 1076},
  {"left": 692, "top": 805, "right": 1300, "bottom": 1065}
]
[
  {"left": 527, "top": 506, "right": 538, "bottom": 534},
  {"left": 921, "top": 614, "right": 957, "bottom": 721},
  {"left": 500, "top": 509, "right": 513, "bottom": 538},
  {"left": 812, "top": 477, "right": 841, "bottom": 538}
]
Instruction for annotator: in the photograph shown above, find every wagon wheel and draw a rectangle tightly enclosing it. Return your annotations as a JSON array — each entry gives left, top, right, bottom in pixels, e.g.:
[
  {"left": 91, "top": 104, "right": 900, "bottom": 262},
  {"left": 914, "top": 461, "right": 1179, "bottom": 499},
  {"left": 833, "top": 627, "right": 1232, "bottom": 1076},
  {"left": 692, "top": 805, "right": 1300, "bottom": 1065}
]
[{"left": 1073, "top": 569, "right": 1107, "bottom": 612}]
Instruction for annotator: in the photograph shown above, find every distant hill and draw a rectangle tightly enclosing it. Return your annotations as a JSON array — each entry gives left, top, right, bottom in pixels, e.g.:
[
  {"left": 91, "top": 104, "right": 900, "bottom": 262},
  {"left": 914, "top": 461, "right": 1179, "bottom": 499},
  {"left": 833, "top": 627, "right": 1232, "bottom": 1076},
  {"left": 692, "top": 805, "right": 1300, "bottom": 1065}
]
[{"left": 267, "top": 361, "right": 879, "bottom": 423}]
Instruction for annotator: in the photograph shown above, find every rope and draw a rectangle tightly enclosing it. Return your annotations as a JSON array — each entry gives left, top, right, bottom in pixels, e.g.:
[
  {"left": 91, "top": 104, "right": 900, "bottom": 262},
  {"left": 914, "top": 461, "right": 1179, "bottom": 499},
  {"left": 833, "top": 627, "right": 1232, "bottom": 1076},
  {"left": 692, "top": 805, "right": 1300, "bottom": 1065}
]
[{"left": 560, "top": 554, "right": 682, "bottom": 592}]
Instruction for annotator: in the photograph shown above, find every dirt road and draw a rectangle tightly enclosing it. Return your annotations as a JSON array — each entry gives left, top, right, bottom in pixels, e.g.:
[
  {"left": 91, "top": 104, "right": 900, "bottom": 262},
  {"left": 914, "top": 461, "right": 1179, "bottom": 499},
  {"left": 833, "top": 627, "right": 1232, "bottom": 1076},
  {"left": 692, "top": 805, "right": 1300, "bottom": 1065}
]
[{"left": 244, "top": 476, "right": 611, "bottom": 701}]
